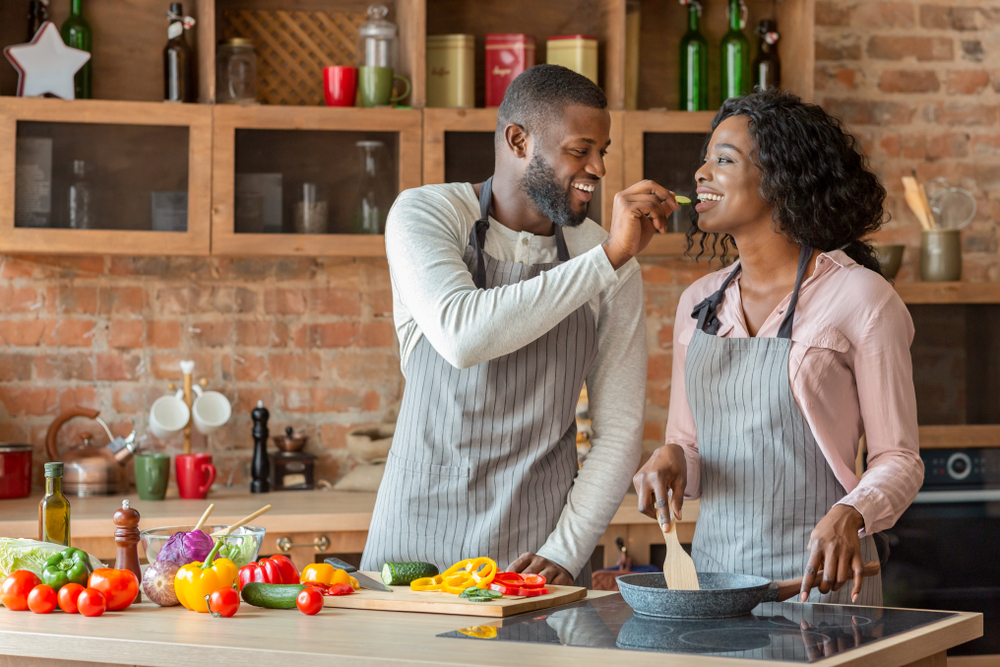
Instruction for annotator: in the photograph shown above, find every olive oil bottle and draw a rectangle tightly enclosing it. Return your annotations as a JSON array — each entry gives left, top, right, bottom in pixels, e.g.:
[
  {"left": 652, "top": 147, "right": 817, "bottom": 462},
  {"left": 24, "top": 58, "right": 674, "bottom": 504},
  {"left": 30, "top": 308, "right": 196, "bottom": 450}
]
[{"left": 39, "top": 462, "right": 71, "bottom": 546}]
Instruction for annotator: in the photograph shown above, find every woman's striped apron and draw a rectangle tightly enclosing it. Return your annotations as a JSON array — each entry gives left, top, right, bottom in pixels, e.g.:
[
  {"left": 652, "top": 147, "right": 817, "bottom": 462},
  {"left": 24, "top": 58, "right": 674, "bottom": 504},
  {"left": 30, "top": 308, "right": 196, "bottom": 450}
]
[{"left": 685, "top": 245, "right": 881, "bottom": 605}]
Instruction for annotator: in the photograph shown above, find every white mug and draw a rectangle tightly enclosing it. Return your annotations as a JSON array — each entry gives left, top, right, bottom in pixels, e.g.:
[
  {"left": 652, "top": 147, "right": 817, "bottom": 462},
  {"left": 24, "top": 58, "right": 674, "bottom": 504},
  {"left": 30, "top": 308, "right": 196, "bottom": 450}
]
[
  {"left": 192, "top": 390, "right": 232, "bottom": 435},
  {"left": 149, "top": 394, "right": 191, "bottom": 439}
]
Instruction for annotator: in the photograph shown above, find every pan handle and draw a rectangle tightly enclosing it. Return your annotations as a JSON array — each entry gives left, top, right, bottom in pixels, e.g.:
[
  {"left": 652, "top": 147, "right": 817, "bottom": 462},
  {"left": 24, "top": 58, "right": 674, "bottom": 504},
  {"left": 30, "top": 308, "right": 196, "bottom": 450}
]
[{"left": 765, "top": 561, "right": 881, "bottom": 603}]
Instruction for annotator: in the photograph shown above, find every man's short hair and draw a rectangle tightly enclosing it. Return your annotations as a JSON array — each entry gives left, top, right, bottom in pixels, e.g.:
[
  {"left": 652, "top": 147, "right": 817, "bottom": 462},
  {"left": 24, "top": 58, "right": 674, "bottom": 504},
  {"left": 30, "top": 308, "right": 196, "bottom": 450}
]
[{"left": 495, "top": 64, "right": 608, "bottom": 149}]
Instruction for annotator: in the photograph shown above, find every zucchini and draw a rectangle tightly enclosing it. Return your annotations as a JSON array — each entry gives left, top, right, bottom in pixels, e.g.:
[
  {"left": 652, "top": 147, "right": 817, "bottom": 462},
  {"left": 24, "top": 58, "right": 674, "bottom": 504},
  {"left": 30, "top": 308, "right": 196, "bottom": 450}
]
[
  {"left": 381, "top": 561, "right": 439, "bottom": 586},
  {"left": 240, "top": 582, "right": 306, "bottom": 609}
]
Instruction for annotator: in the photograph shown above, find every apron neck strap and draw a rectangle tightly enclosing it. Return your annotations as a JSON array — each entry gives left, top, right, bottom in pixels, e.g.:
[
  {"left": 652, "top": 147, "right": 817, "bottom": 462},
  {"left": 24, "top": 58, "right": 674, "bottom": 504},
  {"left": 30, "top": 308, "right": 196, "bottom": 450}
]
[
  {"left": 467, "top": 177, "right": 571, "bottom": 289},
  {"left": 776, "top": 244, "right": 813, "bottom": 340}
]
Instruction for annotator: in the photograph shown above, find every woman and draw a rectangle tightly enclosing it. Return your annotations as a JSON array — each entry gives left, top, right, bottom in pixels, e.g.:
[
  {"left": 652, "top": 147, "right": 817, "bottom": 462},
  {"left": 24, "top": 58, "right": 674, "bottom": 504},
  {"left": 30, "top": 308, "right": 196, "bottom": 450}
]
[{"left": 633, "top": 90, "right": 923, "bottom": 605}]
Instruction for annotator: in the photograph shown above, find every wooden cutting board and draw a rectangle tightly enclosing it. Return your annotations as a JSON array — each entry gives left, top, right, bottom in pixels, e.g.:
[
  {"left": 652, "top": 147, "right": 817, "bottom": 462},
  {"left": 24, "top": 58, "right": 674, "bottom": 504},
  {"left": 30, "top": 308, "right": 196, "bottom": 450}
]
[{"left": 323, "top": 576, "right": 587, "bottom": 617}]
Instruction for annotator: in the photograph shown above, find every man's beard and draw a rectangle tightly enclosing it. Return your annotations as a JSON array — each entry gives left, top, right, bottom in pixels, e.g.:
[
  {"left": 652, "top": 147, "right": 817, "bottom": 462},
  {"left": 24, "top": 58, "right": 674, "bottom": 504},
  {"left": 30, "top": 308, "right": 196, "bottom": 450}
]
[{"left": 519, "top": 153, "right": 588, "bottom": 228}]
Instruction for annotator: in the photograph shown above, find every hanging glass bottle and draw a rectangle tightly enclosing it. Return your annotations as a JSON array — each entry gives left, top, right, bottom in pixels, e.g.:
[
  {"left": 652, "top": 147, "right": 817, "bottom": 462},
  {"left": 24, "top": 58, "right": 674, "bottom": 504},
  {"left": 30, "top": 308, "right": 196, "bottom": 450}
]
[
  {"left": 678, "top": 0, "right": 708, "bottom": 111},
  {"left": 720, "top": 0, "right": 750, "bottom": 102}
]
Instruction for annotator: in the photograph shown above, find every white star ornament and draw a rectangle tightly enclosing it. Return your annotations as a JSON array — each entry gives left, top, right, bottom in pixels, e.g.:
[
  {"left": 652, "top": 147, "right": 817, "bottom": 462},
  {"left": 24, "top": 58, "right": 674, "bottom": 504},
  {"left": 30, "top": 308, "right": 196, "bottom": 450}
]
[{"left": 3, "top": 22, "right": 91, "bottom": 100}]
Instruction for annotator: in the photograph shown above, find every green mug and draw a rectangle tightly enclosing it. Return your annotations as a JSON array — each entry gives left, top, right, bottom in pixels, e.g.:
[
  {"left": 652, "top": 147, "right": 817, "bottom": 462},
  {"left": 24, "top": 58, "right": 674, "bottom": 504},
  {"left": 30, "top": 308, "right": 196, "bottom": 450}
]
[
  {"left": 134, "top": 453, "right": 170, "bottom": 500},
  {"left": 359, "top": 66, "right": 411, "bottom": 107}
]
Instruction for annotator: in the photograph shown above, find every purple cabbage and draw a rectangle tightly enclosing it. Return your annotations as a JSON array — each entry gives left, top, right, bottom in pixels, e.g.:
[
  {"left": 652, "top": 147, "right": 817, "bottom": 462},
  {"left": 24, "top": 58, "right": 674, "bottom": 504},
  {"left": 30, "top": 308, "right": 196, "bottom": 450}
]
[{"left": 156, "top": 529, "right": 215, "bottom": 566}]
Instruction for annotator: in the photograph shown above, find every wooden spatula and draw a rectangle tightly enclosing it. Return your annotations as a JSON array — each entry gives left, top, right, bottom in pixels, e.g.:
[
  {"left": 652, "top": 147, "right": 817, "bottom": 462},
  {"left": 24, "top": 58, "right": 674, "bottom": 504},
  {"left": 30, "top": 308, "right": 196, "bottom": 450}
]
[
  {"left": 210, "top": 504, "right": 271, "bottom": 536},
  {"left": 662, "top": 507, "right": 700, "bottom": 590}
]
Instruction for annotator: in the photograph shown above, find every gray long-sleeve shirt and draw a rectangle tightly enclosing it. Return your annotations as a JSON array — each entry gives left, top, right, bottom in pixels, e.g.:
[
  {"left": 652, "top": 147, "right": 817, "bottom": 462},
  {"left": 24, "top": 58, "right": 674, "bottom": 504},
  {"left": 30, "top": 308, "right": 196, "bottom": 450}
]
[{"left": 384, "top": 182, "right": 645, "bottom": 576}]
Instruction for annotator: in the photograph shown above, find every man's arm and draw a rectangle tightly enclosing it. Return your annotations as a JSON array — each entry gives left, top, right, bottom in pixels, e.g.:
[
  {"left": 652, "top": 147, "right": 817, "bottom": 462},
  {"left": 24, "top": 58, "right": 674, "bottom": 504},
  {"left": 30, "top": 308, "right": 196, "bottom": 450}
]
[
  {"left": 533, "top": 263, "right": 647, "bottom": 577},
  {"left": 386, "top": 189, "right": 620, "bottom": 369}
]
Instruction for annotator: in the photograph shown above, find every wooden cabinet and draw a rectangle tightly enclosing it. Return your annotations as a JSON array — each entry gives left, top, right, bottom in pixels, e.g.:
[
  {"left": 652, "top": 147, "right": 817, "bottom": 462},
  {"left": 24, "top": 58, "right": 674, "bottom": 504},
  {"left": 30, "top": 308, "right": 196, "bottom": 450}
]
[
  {"left": 0, "top": 97, "right": 212, "bottom": 255},
  {"left": 211, "top": 105, "right": 422, "bottom": 256}
]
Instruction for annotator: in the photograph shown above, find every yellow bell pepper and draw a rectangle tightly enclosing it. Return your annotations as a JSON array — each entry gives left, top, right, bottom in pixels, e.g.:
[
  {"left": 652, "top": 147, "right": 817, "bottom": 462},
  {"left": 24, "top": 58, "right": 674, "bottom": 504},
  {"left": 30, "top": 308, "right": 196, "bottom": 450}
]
[
  {"left": 301, "top": 563, "right": 357, "bottom": 589},
  {"left": 458, "top": 625, "right": 498, "bottom": 639},
  {"left": 442, "top": 571, "right": 475, "bottom": 595},
  {"left": 174, "top": 540, "right": 239, "bottom": 613},
  {"left": 413, "top": 557, "right": 498, "bottom": 595},
  {"left": 410, "top": 575, "right": 445, "bottom": 591}
]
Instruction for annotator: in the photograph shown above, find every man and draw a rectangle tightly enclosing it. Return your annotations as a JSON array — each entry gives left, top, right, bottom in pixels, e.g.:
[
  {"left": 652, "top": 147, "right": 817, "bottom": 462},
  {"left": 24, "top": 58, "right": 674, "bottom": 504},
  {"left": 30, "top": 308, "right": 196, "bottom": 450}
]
[{"left": 361, "top": 65, "right": 678, "bottom": 586}]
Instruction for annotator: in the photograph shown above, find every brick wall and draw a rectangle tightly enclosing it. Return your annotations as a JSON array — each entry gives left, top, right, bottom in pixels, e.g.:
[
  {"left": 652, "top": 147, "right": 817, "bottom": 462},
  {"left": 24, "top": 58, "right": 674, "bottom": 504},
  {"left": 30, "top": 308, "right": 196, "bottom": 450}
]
[
  {"left": 0, "top": 254, "right": 401, "bottom": 489},
  {"left": 4, "top": 1, "right": 997, "bottom": 487}
]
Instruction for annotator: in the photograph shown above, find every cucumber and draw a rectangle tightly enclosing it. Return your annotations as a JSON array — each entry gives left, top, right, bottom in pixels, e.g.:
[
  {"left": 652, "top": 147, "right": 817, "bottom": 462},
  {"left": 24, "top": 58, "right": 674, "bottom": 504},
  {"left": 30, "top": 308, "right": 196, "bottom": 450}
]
[
  {"left": 240, "top": 583, "right": 307, "bottom": 609},
  {"left": 381, "top": 561, "right": 439, "bottom": 585}
]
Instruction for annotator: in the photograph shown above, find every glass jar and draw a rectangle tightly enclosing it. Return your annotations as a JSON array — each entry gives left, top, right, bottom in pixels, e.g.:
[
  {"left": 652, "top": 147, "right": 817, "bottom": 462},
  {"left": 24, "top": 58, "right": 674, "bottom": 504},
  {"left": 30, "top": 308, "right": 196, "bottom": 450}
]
[
  {"left": 216, "top": 38, "right": 257, "bottom": 105},
  {"left": 294, "top": 183, "right": 328, "bottom": 234},
  {"left": 354, "top": 141, "right": 392, "bottom": 234},
  {"left": 358, "top": 5, "right": 398, "bottom": 68}
]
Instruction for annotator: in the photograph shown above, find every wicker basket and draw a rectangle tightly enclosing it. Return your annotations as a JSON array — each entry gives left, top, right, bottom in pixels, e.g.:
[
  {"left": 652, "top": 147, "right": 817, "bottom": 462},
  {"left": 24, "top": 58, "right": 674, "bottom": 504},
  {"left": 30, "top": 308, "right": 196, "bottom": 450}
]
[{"left": 221, "top": 9, "right": 367, "bottom": 106}]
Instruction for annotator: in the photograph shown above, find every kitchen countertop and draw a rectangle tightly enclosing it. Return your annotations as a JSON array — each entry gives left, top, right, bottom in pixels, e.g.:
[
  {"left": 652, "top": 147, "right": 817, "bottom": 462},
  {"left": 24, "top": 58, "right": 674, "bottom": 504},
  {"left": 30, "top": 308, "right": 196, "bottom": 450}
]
[
  {"left": 0, "top": 595, "right": 982, "bottom": 667},
  {"left": 0, "top": 487, "right": 689, "bottom": 539}
]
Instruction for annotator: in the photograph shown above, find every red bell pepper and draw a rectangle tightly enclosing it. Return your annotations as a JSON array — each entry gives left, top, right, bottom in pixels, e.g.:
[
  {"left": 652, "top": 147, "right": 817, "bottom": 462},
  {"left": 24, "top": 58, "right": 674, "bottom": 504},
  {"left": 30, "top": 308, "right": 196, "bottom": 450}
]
[
  {"left": 517, "top": 586, "right": 549, "bottom": 597},
  {"left": 521, "top": 574, "right": 546, "bottom": 589},
  {"left": 238, "top": 555, "right": 299, "bottom": 589},
  {"left": 302, "top": 582, "right": 354, "bottom": 596},
  {"left": 489, "top": 582, "right": 550, "bottom": 597}
]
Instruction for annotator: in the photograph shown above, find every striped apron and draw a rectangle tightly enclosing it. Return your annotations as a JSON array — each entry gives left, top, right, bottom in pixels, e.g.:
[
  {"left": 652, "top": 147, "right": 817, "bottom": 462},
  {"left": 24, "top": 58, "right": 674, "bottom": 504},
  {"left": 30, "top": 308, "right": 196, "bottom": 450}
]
[
  {"left": 685, "top": 245, "right": 882, "bottom": 605},
  {"left": 361, "top": 178, "right": 598, "bottom": 585}
]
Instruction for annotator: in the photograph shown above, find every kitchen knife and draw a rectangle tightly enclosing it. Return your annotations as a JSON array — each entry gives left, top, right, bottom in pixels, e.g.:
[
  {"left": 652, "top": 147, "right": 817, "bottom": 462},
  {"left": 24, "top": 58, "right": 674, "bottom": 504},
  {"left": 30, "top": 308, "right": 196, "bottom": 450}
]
[{"left": 324, "top": 557, "right": 392, "bottom": 592}]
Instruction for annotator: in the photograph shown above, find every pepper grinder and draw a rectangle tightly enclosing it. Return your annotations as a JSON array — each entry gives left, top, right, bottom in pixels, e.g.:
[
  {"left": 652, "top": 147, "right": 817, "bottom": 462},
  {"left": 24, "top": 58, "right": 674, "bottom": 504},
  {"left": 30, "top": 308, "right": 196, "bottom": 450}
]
[
  {"left": 251, "top": 400, "right": 270, "bottom": 493},
  {"left": 113, "top": 499, "right": 141, "bottom": 602}
]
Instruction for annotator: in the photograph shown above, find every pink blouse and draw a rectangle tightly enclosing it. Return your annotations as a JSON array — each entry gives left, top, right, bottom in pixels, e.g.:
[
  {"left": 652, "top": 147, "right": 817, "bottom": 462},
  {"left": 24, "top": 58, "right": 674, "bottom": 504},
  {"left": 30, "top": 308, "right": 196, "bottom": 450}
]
[{"left": 664, "top": 250, "right": 924, "bottom": 536}]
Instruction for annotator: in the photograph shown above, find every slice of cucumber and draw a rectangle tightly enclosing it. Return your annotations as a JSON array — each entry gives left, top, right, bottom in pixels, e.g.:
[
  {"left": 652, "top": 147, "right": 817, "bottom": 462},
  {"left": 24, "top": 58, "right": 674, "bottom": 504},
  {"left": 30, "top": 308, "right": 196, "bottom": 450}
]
[{"left": 381, "top": 561, "right": 439, "bottom": 586}]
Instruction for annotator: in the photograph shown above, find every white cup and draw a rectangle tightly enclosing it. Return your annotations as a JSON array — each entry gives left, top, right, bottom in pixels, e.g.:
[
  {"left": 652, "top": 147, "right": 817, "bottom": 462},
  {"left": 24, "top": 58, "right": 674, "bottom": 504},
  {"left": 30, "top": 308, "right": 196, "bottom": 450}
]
[
  {"left": 149, "top": 394, "right": 191, "bottom": 439},
  {"left": 192, "top": 390, "right": 232, "bottom": 435}
]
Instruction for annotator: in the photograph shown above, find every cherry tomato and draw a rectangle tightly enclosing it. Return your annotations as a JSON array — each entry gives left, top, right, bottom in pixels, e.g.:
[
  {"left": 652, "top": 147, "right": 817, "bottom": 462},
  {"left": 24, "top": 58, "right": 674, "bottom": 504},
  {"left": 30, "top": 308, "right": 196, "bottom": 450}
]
[
  {"left": 57, "top": 583, "right": 85, "bottom": 614},
  {"left": 208, "top": 587, "right": 239, "bottom": 618},
  {"left": 77, "top": 588, "right": 106, "bottom": 617},
  {"left": 296, "top": 587, "right": 323, "bottom": 615},
  {"left": 1, "top": 570, "right": 42, "bottom": 611},
  {"left": 27, "top": 585, "right": 57, "bottom": 614},
  {"left": 88, "top": 569, "right": 139, "bottom": 611}
]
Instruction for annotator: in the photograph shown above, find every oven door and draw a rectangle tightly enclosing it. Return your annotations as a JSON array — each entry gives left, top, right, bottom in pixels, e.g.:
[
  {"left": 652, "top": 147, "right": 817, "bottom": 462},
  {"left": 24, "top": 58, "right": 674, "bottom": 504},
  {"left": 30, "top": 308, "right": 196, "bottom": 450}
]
[{"left": 881, "top": 490, "right": 1000, "bottom": 656}]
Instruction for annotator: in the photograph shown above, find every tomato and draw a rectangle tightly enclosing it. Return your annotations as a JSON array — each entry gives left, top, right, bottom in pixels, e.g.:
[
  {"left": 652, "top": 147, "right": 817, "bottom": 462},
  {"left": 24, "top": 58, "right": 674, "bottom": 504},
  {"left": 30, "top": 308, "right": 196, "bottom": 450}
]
[
  {"left": 1, "top": 570, "right": 42, "bottom": 611},
  {"left": 208, "top": 587, "right": 239, "bottom": 618},
  {"left": 27, "top": 585, "right": 57, "bottom": 614},
  {"left": 88, "top": 569, "right": 139, "bottom": 611},
  {"left": 57, "top": 583, "right": 85, "bottom": 614},
  {"left": 77, "top": 588, "right": 106, "bottom": 617},
  {"left": 296, "top": 587, "right": 323, "bottom": 615}
]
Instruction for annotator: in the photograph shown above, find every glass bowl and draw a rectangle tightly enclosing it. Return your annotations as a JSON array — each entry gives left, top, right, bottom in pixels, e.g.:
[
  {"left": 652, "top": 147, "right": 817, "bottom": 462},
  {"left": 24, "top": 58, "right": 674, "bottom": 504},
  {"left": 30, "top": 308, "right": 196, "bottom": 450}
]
[{"left": 140, "top": 524, "right": 265, "bottom": 568}]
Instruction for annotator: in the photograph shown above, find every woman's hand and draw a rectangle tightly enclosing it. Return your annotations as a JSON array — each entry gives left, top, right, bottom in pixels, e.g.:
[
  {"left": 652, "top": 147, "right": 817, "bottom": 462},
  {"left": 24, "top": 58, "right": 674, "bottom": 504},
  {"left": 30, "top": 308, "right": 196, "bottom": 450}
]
[
  {"left": 508, "top": 553, "right": 573, "bottom": 586},
  {"left": 633, "top": 444, "right": 687, "bottom": 532},
  {"left": 800, "top": 504, "right": 866, "bottom": 602}
]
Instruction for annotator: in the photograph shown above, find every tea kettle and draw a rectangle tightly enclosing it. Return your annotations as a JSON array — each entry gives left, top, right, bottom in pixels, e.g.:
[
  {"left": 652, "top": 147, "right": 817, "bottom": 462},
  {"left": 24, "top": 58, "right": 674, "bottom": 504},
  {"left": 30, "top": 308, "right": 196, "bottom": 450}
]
[{"left": 45, "top": 407, "right": 137, "bottom": 496}]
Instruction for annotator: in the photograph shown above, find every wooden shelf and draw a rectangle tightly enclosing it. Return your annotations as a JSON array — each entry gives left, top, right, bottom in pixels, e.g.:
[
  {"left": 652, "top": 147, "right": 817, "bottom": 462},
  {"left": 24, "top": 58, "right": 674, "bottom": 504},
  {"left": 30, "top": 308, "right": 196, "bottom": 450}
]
[
  {"left": 0, "top": 97, "right": 212, "bottom": 255},
  {"left": 211, "top": 105, "right": 421, "bottom": 256},
  {"left": 919, "top": 425, "right": 1000, "bottom": 449},
  {"left": 896, "top": 283, "right": 1000, "bottom": 304}
]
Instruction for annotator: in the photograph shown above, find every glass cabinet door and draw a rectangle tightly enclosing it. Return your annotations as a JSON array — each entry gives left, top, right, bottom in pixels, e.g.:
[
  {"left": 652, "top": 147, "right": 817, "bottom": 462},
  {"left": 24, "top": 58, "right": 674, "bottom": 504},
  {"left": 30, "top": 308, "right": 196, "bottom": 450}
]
[
  {"left": 212, "top": 105, "right": 422, "bottom": 256},
  {"left": 0, "top": 97, "right": 212, "bottom": 255}
]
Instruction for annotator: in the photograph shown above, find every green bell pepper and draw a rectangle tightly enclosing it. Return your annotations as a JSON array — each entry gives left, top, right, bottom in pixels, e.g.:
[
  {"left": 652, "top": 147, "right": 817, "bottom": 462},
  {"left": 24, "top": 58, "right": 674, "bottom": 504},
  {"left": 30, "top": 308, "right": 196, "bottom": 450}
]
[{"left": 41, "top": 547, "right": 92, "bottom": 591}]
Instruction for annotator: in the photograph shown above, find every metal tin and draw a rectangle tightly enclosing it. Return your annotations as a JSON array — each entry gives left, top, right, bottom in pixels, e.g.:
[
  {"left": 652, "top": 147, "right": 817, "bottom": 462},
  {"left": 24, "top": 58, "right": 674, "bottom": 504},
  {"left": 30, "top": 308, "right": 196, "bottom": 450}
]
[
  {"left": 547, "top": 35, "right": 598, "bottom": 85},
  {"left": 485, "top": 34, "right": 536, "bottom": 107},
  {"left": 427, "top": 34, "right": 475, "bottom": 108}
]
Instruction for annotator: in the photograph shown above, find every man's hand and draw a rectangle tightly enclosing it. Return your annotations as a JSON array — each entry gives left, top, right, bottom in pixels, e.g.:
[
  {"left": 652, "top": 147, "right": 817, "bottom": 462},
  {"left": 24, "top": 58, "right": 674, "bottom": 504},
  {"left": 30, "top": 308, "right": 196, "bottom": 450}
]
[
  {"left": 603, "top": 180, "right": 680, "bottom": 270},
  {"left": 508, "top": 553, "right": 574, "bottom": 586},
  {"left": 799, "top": 504, "right": 866, "bottom": 603},
  {"left": 633, "top": 443, "right": 687, "bottom": 532}
]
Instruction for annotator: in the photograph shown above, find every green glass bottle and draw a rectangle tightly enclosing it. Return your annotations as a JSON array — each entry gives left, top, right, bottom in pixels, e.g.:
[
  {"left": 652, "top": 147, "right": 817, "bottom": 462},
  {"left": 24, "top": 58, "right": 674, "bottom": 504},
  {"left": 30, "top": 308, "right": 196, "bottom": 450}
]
[
  {"left": 679, "top": 0, "right": 708, "bottom": 111},
  {"left": 720, "top": 0, "right": 750, "bottom": 102},
  {"left": 61, "top": 0, "right": 92, "bottom": 99},
  {"left": 38, "top": 462, "right": 71, "bottom": 546}
]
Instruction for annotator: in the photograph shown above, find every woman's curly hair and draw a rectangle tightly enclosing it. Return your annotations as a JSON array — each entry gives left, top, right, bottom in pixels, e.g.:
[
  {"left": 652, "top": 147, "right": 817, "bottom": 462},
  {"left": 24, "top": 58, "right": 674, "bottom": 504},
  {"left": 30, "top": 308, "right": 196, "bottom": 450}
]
[{"left": 687, "top": 89, "right": 887, "bottom": 277}]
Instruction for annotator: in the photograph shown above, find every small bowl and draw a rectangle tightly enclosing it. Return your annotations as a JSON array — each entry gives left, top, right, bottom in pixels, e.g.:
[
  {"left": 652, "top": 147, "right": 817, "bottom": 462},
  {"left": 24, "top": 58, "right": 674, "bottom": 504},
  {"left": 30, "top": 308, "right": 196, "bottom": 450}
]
[
  {"left": 273, "top": 430, "right": 309, "bottom": 452},
  {"left": 873, "top": 243, "right": 905, "bottom": 279},
  {"left": 140, "top": 524, "right": 265, "bottom": 568}
]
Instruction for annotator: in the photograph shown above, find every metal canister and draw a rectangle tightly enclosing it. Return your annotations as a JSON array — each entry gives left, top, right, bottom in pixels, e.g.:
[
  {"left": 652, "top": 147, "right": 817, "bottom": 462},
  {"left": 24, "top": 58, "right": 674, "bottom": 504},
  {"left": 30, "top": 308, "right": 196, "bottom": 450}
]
[
  {"left": 546, "top": 35, "right": 598, "bottom": 85},
  {"left": 426, "top": 34, "right": 475, "bottom": 108},
  {"left": 485, "top": 34, "right": 535, "bottom": 107}
]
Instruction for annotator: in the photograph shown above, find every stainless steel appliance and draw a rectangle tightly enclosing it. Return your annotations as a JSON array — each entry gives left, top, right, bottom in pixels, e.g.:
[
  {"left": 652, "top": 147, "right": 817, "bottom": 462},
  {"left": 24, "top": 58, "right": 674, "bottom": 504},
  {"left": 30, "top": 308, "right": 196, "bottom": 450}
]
[
  {"left": 882, "top": 447, "right": 1000, "bottom": 656},
  {"left": 441, "top": 594, "right": 958, "bottom": 661}
]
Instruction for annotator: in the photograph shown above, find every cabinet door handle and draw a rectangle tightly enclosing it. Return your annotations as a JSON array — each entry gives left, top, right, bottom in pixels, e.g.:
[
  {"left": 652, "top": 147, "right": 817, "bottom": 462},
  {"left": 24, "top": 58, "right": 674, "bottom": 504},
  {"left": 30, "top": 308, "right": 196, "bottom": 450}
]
[{"left": 275, "top": 535, "right": 330, "bottom": 552}]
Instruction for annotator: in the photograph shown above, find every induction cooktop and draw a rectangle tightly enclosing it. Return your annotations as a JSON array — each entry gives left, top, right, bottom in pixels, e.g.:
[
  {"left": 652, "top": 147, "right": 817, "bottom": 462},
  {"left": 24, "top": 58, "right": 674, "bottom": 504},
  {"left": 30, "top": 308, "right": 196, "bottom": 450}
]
[{"left": 440, "top": 595, "right": 957, "bottom": 662}]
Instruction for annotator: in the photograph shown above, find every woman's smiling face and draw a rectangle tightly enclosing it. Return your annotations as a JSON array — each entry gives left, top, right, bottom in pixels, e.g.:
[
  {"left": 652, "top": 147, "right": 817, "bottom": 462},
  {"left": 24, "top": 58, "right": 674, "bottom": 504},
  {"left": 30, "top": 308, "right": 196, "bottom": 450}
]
[{"left": 693, "top": 115, "right": 774, "bottom": 237}]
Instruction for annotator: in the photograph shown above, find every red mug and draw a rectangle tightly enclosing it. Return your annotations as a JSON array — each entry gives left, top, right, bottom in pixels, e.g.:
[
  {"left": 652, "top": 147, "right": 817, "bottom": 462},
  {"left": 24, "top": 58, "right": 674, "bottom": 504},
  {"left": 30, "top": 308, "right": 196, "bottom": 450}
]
[
  {"left": 175, "top": 453, "right": 216, "bottom": 500},
  {"left": 323, "top": 66, "right": 358, "bottom": 107}
]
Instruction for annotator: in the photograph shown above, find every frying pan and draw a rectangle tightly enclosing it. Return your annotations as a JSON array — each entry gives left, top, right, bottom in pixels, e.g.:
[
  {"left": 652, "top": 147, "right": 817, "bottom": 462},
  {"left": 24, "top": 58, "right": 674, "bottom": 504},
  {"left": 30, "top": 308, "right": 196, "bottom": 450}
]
[{"left": 617, "top": 562, "right": 880, "bottom": 619}]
